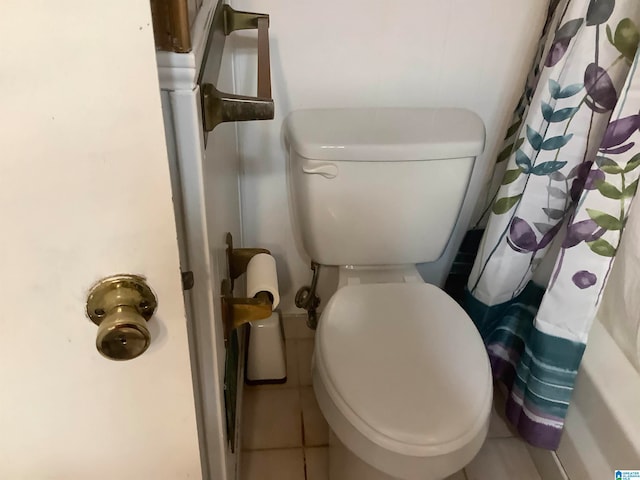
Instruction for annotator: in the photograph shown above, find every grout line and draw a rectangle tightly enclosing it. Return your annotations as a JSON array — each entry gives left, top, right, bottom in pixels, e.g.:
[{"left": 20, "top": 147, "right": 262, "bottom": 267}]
[
  {"left": 299, "top": 385, "right": 307, "bottom": 446},
  {"left": 300, "top": 385, "right": 309, "bottom": 480},
  {"left": 241, "top": 446, "right": 306, "bottom": 452},
  {"left": 302, "top": 448, "right": 309, "bottom": 480}
]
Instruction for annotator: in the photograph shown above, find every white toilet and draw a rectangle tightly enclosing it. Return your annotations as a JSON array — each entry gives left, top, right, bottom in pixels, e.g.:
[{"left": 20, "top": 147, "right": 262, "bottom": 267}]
[{"left": 284, "top": 108, "right": 493, "bottom": 480}]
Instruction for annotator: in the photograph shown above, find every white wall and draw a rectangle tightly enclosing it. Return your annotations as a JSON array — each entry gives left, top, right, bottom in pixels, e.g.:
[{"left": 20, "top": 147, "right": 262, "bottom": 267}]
[
  {"left": 232, "top": 0, "right": 549, "bottom": 313},
  {"left": 598, "top": 198, "right": 640, "bottom": 372}
]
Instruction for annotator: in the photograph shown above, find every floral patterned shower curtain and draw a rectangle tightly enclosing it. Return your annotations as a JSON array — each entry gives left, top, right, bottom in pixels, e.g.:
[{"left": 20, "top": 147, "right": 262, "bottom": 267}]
[{"left": 465, "top": 0, "right": 640, "bottom": 449}]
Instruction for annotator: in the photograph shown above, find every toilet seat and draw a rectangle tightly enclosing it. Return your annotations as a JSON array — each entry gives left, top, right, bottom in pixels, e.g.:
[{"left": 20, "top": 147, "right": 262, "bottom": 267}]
[{"left": 314, "top": 283, "right": 492, "bottom": 459}]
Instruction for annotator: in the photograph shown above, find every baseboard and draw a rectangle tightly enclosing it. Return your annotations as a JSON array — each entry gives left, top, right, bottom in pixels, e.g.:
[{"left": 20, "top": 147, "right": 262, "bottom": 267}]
[{"left": 527, "top": 444, "right": 569, "bottom": 480}]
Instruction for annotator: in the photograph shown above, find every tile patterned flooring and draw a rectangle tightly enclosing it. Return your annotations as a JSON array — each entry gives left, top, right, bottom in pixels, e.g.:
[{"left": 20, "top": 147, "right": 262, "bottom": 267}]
[{"left": 240, "top": 315, "right": 543, "bottom": 480}]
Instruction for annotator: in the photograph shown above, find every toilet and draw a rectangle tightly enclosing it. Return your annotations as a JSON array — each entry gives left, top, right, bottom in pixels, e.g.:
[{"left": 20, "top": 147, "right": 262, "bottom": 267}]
[{"left": 284, "top": 108, "right": 493, "bottom": 480}]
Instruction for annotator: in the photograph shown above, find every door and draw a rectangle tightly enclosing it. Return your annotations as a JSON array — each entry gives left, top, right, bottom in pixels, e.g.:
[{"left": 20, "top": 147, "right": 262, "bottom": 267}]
[{"left": 0, "top": 1, "right": 202, "bottom": 479}]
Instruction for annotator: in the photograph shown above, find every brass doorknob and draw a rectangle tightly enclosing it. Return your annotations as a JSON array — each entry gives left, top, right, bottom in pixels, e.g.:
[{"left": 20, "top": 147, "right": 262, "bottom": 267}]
[{"left": 86, "top": 274, "right": 157, "bottom": 361}]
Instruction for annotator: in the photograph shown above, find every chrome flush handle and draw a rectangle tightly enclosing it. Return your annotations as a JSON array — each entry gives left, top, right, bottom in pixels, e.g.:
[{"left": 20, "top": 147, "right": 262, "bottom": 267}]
[{"left": 301, "top": 164, "right": 338, "bottom": 179}]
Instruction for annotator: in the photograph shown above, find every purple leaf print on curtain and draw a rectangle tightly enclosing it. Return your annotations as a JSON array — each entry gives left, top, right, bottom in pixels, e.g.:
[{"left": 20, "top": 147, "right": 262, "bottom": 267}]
[
  {"left": 507, "top": 217, "right": 538, "bottom": 252},
  {"left": 538, "top": 221, "right": 564, "bottom": 249},
  {"left": 547, "top": 19, "right": 584, "bottom": 67},
  {"left": 572, "top": 270, "right": 598, "bottom": 288},
  {"left": 584, "top": 63, "right": 618, "bottom": 112},
  {"left": 586, "top": 168, "right": 607, "bottom": 189},
  {"left": 568, "top": 161, "right": 605, "bottom": 201},
  {"left": 562, "top": 219, "right": 605, "bottom": 248},
  {"left": 599, "top": 114, "right": 640, "bottom": 154}
]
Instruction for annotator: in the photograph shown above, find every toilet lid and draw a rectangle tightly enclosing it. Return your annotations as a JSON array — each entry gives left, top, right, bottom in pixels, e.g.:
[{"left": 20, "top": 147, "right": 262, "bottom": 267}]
[{"left": 316, "top": 283, "right": 492, "bottom": 456}]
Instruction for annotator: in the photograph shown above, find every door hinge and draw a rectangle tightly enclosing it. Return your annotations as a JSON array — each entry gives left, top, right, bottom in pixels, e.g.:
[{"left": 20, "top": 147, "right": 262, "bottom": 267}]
[{"left": 181, "top": 271, "right": 194, "bottom": 291}]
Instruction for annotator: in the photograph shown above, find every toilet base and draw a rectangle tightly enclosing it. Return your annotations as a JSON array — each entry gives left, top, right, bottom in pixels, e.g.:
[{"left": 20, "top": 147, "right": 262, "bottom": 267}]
[
  {"left": 330, "top": 430, "right": 402, "bottom": 480},
  {"left": 326, "top": 423, "right": 487, "bottom": 480}
]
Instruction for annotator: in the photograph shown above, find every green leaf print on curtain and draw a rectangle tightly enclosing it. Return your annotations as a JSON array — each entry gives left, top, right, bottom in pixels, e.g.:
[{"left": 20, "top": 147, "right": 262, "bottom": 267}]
[{"left": 464, "top": 0, "right": 640, "bottom": 450}]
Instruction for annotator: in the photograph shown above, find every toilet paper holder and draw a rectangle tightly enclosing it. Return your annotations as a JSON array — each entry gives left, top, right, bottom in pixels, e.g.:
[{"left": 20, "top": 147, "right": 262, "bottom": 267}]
[{"left": 221, "top": 233, "right": 273, "bottom": 342}]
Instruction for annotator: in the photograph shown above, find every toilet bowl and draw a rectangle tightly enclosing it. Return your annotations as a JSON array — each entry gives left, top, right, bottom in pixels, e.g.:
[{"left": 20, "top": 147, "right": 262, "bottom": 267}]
[
  {"left": 284, "top": 107, "right": 492, "bottom": 479},
  {"left": 314, "top": 279, "right": 492, "bottom": 480}
]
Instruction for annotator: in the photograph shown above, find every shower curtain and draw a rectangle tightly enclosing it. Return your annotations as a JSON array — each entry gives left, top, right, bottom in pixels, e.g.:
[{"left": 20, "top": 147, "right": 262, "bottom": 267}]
[{"left": 465, "top": 0, "right": 640, "bottom": 449}]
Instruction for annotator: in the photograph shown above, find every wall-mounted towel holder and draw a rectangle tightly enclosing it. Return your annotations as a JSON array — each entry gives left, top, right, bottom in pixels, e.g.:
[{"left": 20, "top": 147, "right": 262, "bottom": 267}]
[
  {"left": 221, "top": 233, "right": 273, "bottom": 343},
  {"left": 200, "top": 4, "right": 274, "bottom": 132}
]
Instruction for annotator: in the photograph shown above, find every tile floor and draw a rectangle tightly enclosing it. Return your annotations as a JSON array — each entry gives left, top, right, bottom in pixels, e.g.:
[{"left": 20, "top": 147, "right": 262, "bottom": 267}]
[{"left": 240, "top": 315, "right": 543, "bottom": 480}]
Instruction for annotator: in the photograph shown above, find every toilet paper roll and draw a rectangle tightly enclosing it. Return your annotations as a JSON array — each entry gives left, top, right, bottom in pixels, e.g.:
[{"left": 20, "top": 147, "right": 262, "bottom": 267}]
[{"left": 246, "top": 253, "right": 280, "bottom": 310}]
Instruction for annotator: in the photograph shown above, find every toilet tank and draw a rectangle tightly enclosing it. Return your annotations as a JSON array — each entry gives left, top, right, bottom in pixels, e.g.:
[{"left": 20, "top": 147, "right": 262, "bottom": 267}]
[{"left": 285, "top": 108, "right": 485, "bottom": 266}]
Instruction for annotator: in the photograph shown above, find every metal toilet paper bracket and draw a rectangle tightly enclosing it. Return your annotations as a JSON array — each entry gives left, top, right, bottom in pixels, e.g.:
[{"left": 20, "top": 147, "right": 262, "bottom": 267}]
[{"left": 221, "top": 232, "right": 273, "bottom": 343}]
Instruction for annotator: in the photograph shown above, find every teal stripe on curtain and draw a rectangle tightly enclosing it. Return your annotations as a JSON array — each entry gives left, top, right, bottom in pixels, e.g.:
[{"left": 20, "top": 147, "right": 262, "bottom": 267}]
[{"left": 465, "top": 283, "right": 586, "bottom": 448}]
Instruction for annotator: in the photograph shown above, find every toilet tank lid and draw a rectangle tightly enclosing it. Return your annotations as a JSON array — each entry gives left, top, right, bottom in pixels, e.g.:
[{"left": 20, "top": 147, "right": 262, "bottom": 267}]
[{"left": 284, "top": 108, "right": 485, "bottom": 161}]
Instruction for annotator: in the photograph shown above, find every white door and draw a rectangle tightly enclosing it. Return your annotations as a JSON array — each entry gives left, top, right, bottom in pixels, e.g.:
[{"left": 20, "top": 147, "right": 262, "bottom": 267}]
[{"left": 0, "top": 2, "right": 202, "bottom": 479}]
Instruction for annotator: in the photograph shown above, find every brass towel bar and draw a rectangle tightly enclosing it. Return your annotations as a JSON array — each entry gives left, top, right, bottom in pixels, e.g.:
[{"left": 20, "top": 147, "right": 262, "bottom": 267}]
[{"left": 201, "top": 5, "right": 275, "bottom": 132}]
